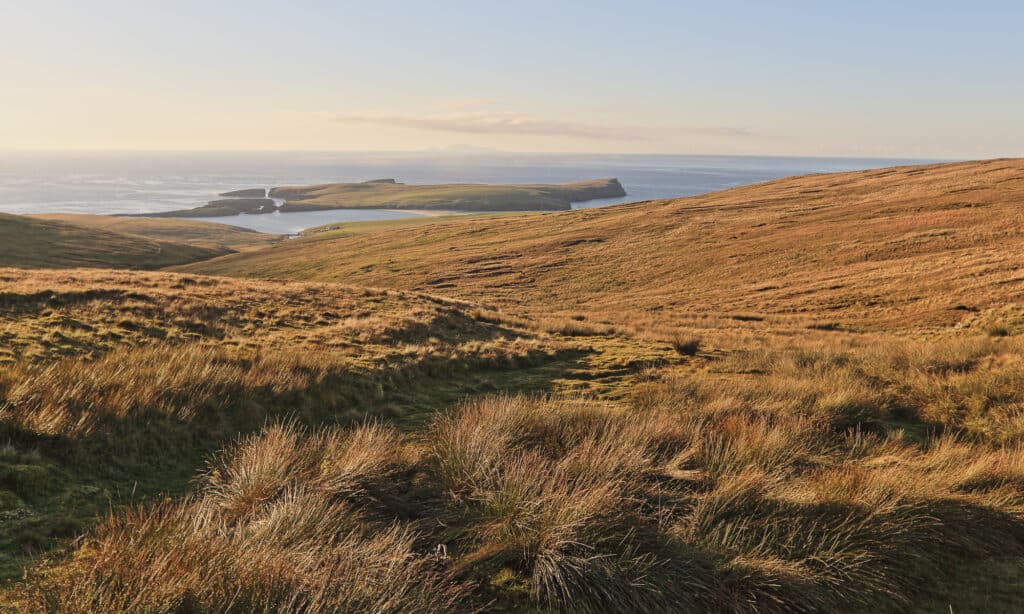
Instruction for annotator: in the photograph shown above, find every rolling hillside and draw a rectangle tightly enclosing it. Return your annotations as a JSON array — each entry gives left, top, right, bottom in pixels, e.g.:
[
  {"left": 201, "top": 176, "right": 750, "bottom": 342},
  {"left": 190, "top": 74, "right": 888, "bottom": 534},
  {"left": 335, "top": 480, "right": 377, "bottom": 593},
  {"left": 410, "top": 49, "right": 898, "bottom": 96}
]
[
  {"left": 6, "top": 160, "right": 1024, "bottom": 612},
  {"left": 183, "top": 159, "right": 1024, "bottom": 334},
  {"left": 29, "top": 214, "right": 280, "bottom": 252},
  {"left": 0, "top": 213, "right": 230, "bottom": 269}
]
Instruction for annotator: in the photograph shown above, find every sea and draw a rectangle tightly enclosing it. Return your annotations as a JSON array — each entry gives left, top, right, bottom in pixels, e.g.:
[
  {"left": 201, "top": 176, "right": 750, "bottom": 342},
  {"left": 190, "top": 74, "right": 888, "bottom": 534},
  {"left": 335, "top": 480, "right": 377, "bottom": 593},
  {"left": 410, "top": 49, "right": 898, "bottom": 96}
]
[{"left": 0, "top": 151, "right": 935, "bottom": 235}]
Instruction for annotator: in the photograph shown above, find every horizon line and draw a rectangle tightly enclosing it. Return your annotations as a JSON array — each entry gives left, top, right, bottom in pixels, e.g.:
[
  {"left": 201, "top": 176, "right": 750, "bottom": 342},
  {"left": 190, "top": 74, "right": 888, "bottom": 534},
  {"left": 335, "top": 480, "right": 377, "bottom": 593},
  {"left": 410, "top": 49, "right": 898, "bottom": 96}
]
[{"left": 0, "top": 147, "right": 963, "bottom": 162}]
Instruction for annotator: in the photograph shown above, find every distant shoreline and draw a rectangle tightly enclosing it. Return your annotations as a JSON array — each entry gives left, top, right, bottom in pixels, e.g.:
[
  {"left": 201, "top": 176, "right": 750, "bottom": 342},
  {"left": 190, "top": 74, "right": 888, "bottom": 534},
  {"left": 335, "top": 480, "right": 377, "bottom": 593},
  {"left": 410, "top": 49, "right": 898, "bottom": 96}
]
[{"left": 402, "top": 209, "right": 462, "bottom": 217}]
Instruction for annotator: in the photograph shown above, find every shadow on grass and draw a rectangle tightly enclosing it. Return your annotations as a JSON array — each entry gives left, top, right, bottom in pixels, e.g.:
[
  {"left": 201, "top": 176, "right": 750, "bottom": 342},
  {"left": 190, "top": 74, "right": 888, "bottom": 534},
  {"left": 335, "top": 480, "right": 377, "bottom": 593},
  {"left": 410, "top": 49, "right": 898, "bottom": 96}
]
[{"left": 0, "top": 343, "right": 592, "bottom": 582}]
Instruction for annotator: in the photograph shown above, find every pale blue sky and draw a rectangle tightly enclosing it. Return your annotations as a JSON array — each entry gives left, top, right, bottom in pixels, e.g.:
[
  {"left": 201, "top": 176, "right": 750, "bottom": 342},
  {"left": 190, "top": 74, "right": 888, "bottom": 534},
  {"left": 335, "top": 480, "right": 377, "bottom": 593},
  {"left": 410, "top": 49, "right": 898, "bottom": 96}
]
[{"left": 1, "top": 1, "right": 1021, "bottom": 156}]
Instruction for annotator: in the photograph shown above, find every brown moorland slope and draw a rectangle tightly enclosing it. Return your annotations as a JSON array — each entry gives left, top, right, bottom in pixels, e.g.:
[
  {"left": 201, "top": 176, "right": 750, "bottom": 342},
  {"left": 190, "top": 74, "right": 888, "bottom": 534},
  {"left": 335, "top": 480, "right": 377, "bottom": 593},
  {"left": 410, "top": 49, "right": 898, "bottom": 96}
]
[
  {"left": 7, "top": 162, "right": 1024, "bottom": 611},
  {"left": 183, "top": 159, "right": 1024, "bottom": 335},
  {"left": 29, "top": 214, "right": 280, "bottom": 252},
  {"left": 0, "top": 213, "right": 230, "bottom": 269}
]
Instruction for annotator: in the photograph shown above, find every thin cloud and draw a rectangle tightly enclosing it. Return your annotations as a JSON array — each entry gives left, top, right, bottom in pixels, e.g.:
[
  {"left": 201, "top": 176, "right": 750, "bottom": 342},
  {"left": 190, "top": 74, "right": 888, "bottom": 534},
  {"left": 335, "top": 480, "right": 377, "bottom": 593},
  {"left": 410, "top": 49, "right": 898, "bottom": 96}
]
[
  {"left": 332, "top": 110, "right": 761, "bottom": 142},
  {"left": 335, "top": 112, "right": 642, "bottom": 141}
]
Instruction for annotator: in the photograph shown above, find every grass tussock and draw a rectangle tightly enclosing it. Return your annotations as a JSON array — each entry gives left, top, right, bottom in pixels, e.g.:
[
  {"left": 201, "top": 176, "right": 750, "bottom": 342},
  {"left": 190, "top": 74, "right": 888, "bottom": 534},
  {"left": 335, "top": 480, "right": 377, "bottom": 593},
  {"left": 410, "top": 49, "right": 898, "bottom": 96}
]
[
  {"left": 17, "top": 387, "right": 1024, "bottom": 612},
  {"left": 670, "top": 333, "right": 701, "bottom": 356},
  {"left": 20, "top": 423, "right": 469, "bottom": 613}
]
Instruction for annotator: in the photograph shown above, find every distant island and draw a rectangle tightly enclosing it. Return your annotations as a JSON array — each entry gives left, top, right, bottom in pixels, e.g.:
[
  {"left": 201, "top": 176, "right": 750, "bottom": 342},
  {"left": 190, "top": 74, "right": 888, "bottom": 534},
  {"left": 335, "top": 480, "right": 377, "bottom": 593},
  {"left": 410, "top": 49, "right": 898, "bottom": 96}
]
[{"left": 142, "top": 178, "right": 626, "bottom": 218}]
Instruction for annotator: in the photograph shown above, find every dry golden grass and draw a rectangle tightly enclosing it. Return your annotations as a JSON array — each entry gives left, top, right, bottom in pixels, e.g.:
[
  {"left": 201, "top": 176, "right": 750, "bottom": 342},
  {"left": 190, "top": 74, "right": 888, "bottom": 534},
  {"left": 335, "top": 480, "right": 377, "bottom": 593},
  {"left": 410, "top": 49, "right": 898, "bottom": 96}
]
[
  {"left": 29, "top": 214, "right": 281, "bottom": 252},
  {"left": 0, "top": 212, "right": 278, "bottom": 272},
  {"left": 0, "top": 214, "right": 228, "bottom": 270},
  {"left": 16, "top": 423, "right": 470, "bottom": 613},
  {"left": 0, "top": 268, "right": 609, "bottom": 447},
  {"left": 6, "top": 160, "right": 1024, "bottom": 610},
  {"left": 0, "top": 267, "right": 612, "bottom": 584},
  {"left": 184, "top": 159, "right": 1024, "bottom": 335},
  {"left": 0, "top": 267, "right": 548, "bottom": 366},
  {"left": 13, "top": 387, "right": 1022, "bottom": 612},
  {"left": 685, "top": 333, "right": 1024, "bottom": 442}
]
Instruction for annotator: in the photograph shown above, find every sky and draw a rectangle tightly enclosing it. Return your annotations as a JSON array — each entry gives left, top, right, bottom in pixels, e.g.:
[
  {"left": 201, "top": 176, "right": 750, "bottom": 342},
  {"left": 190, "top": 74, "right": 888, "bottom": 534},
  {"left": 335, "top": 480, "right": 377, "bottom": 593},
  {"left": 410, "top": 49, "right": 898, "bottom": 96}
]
[{"left": 1, "top": 1, "right": 1022, "bottom": 157}]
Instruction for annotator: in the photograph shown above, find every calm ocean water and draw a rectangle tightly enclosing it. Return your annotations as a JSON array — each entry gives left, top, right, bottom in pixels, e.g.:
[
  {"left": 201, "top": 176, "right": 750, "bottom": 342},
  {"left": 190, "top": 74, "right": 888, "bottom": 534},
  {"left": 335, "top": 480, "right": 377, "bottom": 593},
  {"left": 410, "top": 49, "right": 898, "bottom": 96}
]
[{"left": 0, "top": 151, "right": 934, "bottom": 234}]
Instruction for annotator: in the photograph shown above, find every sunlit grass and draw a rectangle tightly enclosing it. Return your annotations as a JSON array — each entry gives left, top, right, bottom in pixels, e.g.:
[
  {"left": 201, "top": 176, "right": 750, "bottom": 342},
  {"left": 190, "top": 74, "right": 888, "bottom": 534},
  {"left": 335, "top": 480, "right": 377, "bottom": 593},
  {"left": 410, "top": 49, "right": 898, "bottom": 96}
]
[{"left": 15, "top": 382, "right": 1024, "bottom": 611}]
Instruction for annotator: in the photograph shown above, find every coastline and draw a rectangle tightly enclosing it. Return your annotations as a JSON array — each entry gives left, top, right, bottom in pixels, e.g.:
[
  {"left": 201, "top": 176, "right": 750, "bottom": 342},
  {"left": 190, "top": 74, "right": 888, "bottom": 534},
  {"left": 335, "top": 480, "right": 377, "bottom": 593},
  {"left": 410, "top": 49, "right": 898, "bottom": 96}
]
[{"left": 401, "top": 209, "right": 463, "bottom": 217}]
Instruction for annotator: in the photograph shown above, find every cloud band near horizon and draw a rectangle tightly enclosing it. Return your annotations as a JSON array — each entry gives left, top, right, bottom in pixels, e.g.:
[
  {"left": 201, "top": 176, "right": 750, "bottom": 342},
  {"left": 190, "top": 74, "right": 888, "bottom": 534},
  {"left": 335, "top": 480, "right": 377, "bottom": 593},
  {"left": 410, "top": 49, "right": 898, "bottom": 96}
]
[{"left": 333, "top": 111, "right": 758, "bottom": 141}]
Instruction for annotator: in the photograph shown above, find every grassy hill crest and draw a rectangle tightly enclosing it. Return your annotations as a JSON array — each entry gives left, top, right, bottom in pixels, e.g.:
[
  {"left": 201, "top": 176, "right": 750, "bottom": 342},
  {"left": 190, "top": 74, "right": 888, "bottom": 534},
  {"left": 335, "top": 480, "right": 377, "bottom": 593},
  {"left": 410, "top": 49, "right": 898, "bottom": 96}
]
[
  {"left": 182, "top": 159, "right": 1024, "bottom": 334},
  {"left": 0, "top": 214, "right": 227, "bottom": 269}
]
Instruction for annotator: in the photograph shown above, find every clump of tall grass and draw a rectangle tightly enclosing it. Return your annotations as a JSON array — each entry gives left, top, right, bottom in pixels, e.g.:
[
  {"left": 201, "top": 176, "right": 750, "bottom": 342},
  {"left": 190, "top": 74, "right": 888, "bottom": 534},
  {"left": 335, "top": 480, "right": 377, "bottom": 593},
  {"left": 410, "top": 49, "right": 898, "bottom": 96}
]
[
  {"left": 423, "top": 396, "right": 714, "bottom": 611},
  {"left": 670, "top": 334, "right": 701, "bottom": 356},
  {"left": 16, "top": 385, "right": 1024, "bottom": 611},
  {"left": 20, "top": 422, "right": 468, "bottom": 613},
  {"left": 421, "top": 392, "right": 1024, "bottom": 611}
]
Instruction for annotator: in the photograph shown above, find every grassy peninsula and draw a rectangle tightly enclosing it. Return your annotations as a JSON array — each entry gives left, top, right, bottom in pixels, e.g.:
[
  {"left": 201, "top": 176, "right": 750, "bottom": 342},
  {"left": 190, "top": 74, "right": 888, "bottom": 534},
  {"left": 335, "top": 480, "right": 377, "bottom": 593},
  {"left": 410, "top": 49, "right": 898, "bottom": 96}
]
[{"left": 143, "top": 178, "right": 626, "bottom": 218}]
